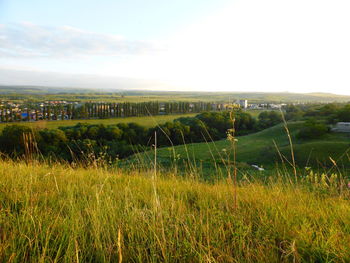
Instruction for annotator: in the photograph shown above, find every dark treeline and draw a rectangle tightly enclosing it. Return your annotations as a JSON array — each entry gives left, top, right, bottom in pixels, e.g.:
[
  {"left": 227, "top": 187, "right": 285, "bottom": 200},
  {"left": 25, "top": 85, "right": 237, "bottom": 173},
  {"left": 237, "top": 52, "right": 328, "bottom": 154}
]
[
  {"left": 0, "top": 101, "right": 229, "bottom": 122},
  {"left": 1, "top": 103, "right": 349, "bottom": 163},
  {"left": 0, "top": 110, "right": 282, "bottom": 162},
  {"left": 284, "top": 103, "right": 350, "bottom": 123},
  {"left": 285, "top": 103, "right": 350, "bottom": 139}
]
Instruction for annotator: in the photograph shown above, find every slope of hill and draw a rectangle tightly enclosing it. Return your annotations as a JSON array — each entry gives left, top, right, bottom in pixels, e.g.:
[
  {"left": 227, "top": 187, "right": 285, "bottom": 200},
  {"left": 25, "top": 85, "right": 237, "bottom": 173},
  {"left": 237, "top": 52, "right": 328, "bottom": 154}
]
[
  {"left": 0, "top": 85, "right": 94, "bottom": 94},
  {"left": 1, "top": 160, "right": 350, "bottom": 262},
  {"left": 135, "top": 122, "right": 350, "bottom": 169}
]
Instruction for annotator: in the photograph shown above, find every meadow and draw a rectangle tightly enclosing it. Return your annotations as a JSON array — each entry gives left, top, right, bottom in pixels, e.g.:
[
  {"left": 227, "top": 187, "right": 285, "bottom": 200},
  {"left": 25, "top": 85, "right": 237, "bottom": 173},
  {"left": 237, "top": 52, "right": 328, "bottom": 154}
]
[
  {"left": 0, "top": 113, "right": 197, "bottom": 130},
  {"left": 135, "top": 122, "right": 350, "bottom": 170},
  {"left": 1, "top": 160, "right": 350, "bottom": 262}
]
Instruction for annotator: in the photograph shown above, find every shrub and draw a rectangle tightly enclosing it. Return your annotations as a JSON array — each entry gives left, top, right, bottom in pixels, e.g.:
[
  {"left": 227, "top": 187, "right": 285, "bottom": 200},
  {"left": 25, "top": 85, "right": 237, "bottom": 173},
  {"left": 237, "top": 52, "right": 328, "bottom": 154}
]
[
  {"left": 0, "top": 125, "right": 38, "bottom": 156},
  {"left": 258, "top": 111, "right": 282, "bottom": 129},
  {"left": 297, "top": 119, "right": 329, "bottom": 139}
]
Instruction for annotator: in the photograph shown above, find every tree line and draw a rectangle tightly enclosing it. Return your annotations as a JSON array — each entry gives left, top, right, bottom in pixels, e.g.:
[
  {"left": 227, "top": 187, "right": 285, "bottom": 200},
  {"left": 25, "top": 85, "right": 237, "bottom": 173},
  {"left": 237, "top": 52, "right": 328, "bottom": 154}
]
[
  {"left": 0, "top": 110, "right": 283, "bottom": 163},
  {"left": 284, "top": 103, "right": 350, "bottom": 139},
  {"left": 0, "top": 101, "right": 224, "bottom": 122},
  {"left": 284, "top": 103, "right": 350, "bottom": 123}
]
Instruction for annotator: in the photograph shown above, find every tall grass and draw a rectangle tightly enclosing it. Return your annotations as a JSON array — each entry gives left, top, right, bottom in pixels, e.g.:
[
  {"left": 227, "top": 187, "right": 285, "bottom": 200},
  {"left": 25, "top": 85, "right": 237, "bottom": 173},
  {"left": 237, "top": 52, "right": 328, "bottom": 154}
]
[{"left": 0, "top": 160, "right": 350, "bottom": 262}]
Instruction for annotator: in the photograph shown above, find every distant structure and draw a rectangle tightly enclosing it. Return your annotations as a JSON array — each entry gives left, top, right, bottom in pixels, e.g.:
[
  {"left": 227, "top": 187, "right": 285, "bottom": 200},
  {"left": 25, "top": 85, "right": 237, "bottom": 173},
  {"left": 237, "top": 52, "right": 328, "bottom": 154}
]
[
  {"left": 251, "top": 165, "right": 265, "bottom": 171},
  {"left": 237, "top": 99, "right": 248, "bottom": 109},
  {"left": 332, "top": 122, "right": 350, "bottom": 133}
]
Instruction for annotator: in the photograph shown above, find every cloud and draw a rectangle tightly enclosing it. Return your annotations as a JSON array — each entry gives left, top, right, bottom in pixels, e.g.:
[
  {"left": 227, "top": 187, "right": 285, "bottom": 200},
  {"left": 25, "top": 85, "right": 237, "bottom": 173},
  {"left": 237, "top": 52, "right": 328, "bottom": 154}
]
[{"left": 0, "top": 22, "right": 163, "bottom": 58}]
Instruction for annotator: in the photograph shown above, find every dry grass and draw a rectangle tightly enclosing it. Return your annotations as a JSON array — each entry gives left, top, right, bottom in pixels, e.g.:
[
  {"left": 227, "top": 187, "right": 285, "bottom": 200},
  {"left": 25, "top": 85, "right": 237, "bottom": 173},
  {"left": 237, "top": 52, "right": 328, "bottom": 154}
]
[{"left": 0, "top": 160, "right": 350, "bottom": 262}]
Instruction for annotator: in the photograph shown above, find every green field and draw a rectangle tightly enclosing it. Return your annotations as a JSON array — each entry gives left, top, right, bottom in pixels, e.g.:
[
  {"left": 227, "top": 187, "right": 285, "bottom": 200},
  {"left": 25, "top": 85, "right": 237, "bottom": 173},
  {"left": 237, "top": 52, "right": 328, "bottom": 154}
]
[
  {"left": 2, "top": 86, "right": 350, "bottom": 103},
  {"left": 137, "top": 122, "right": 350, "bottom": 169},
  {"left": 1, "top": 160, "right": 350, "bottom": 262},
  {"left": 0, "top": 113, "right": 197, "bottom": 130}
]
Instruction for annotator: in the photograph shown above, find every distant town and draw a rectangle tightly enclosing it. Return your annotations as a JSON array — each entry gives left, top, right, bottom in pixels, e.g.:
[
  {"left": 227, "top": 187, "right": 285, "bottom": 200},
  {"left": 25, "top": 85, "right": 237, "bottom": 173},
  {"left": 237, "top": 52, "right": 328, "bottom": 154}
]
[{"left": 0, "top": 98, "right": 293, "bottom": 122}]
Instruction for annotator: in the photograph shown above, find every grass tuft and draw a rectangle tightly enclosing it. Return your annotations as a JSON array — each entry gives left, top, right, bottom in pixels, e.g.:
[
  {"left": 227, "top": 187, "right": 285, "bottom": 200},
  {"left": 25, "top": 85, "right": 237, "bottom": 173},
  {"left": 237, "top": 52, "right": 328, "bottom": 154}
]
[{"left": 0, "top": 160, "right": 350, "bottom": 262}]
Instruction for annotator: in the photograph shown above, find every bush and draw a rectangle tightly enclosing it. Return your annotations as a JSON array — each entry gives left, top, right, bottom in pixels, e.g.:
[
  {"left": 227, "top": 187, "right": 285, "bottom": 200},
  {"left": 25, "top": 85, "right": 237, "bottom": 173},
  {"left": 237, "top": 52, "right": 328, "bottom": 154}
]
[
  {"left": 258, "top": 111, "right": 282, "bottom": 129},
  {"left": 297, "top": 120, "right": 329, "bottom": 139},
  {"left": 0, "top": 125, "right": 38, "bottom": 156},
  {"left": 38, "top": 129, "right": 68, "bottom": 158},
  {"left": 337, "top": 105, "right": 350, "bottom": 122}
]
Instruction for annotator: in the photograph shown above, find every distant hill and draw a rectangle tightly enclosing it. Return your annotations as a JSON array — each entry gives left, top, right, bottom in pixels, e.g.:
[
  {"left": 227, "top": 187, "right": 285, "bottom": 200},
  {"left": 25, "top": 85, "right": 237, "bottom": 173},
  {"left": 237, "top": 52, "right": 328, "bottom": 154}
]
[
  {"left": 0, "top": 85, "right": 349, "bottom": 103},
  {"left": 0, "top": 85, "right": 97, "bottom": 94}
]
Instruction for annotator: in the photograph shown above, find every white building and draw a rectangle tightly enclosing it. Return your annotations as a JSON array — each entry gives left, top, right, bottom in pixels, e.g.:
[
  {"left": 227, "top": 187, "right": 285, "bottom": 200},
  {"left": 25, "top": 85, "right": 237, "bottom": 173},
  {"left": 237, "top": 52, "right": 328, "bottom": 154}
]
[
  {"left": 332, "top": 122, "right": 350, "bottom": 133},
  {"left": 238, "top": 99, "right": 248, "bottom": 109}
]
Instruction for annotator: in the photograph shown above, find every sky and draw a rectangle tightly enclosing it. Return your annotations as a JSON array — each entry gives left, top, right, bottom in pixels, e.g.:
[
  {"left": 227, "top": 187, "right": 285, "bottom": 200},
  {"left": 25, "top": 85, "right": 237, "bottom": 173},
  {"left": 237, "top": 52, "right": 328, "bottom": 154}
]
[{"left": 0, "top": 0, "right": 350, "bottom": 94}]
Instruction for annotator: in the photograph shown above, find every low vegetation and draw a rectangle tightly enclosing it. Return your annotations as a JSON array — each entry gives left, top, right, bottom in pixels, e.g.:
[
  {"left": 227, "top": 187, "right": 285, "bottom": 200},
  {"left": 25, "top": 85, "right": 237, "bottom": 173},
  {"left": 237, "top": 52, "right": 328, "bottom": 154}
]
[
  {"left": 0, "top": 111, "right": 271, "bottom": 162},
  {"left": 0, "top": 113, "right": 197, "bottom": 131},
  {"left": 1, "top": 105, "right": 349, "bottom": 171},
  {"left": 286, "top": 103, "right": 350, "bottom": 123},
  {"left": 1, "top": 101, "right": 350, "bottom": 262},
  {"left": 1, "top": 160, "right": 350, "bottom": 262},
  {"left": 137, "top": 121, "right": 350, "bottom": 171},
  {"left": 296, "top": 119, "right": 329, "bottom": 140}
]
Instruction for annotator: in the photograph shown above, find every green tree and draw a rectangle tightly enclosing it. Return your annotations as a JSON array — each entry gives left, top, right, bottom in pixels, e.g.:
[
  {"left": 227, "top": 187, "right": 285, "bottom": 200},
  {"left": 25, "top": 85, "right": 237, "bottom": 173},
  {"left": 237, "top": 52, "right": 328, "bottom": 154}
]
[{"left": 297, "top": 119, "right": 329, "bottom": 139}]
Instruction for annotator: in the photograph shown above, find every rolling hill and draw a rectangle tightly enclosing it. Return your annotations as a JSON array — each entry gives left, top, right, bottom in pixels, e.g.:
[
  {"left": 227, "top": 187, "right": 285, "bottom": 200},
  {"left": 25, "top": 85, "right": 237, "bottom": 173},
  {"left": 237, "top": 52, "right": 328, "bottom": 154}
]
[{"left": 134, "top": 122, "right": 350, "bottom": 170}]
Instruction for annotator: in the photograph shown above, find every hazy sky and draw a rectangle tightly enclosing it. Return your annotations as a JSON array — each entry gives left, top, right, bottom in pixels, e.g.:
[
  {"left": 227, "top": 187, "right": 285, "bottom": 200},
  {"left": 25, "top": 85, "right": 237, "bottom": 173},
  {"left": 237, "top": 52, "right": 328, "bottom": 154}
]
[{"left": 1, "top": 0, "right": 350, "bottom": 94}]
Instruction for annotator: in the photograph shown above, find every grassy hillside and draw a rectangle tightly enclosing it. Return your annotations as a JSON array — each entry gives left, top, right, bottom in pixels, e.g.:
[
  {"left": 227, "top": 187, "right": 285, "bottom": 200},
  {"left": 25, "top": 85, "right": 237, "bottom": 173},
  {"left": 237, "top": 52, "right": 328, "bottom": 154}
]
[
  {"left": 1, "top": 160, "right": 350, "bottom": 262},
  {"left": 0, "top": 113, "right": 196, "bottom": 130},
  {"left": 136, "top": 122, "right": 350, "bottom": 169}
]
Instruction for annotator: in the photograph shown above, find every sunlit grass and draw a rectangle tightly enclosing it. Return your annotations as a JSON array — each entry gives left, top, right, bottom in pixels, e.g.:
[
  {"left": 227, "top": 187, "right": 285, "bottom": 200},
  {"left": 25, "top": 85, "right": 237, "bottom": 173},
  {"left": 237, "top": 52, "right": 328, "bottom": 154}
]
[
  {"left": 0, "top": 113, "right": 197, "bottom": 130},
  {"left": 141, "top": 122, "right": 350, "bottom": 168},
  {"left": 1, "top": 160, "right": 350, "bottom": 262}
]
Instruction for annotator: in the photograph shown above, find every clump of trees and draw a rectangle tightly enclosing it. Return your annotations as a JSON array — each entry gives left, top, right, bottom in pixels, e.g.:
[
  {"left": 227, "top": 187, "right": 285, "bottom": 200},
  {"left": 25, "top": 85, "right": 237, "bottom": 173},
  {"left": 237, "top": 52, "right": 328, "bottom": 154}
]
[
  {"left": 0, "top": 110, "right": 285, "bottom": 161},
  {"left": 336, "top": 105, "right": 350, "bottom": 122},
  {"left": 284, "top": 105, "right": 305, "bottom": 121},
  {"left": 0, "top": 123, "right": 147, "bottom": 161},
  {"left": 257, "top": 111, "right": 283, "bottom": 129},
  {"left": 152, "top": 111, "right": 260, "bottom": 146},
  {"left": 285, "top": 103, "right": 350, "bottom": 123},
  {"left": 296, "top": 119, "right": 329, "bottom": 139}
]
